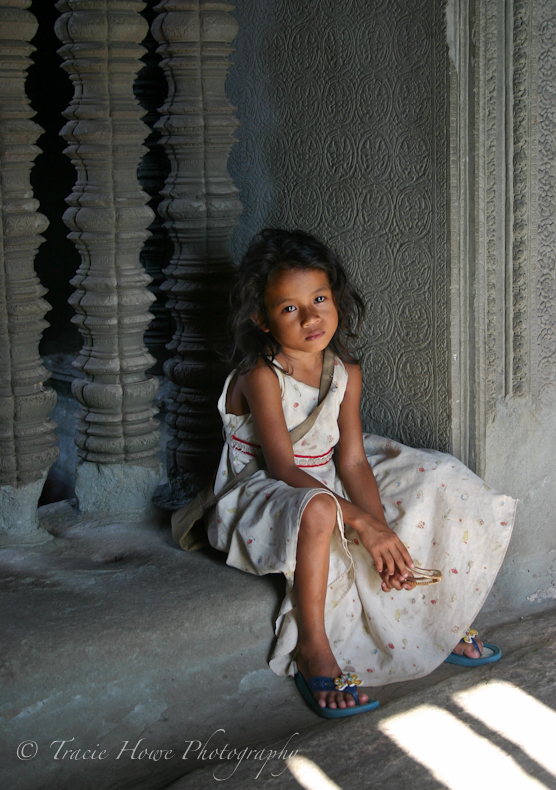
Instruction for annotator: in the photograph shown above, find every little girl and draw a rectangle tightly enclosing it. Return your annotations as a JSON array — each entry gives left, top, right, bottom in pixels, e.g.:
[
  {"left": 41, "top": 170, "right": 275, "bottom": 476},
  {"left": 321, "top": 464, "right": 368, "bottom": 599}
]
[{"left": 203, "top": 228, "right": 516, "bottom": 718}]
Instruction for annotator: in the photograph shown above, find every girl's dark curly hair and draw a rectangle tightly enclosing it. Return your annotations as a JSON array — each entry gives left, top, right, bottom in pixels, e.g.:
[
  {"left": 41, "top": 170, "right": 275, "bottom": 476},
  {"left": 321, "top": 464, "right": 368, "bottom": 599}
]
[{"left": 229, "top": 228, "right": 366, "bottom": 373}]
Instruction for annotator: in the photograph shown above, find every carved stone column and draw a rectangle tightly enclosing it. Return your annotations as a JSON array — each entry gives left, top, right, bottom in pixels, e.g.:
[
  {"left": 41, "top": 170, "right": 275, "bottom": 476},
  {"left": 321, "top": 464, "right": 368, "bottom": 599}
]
[
  {"left": 135, "top": 0, "right": 172, "bottom": 374},
  {"left": 0, "top": 1, "right": 59, "bottom": 541},
  {"left": 55, "top": 0, "right": 162, "bottom": 515},
  {"left": 448, "top": 0, "right": 556, "bottom": 614},
  {"left": 448, "top": 0, "right": 540, "bottom": 473},
  {"left": 152, "top": 0, "right": 241, "bottom": 505}
]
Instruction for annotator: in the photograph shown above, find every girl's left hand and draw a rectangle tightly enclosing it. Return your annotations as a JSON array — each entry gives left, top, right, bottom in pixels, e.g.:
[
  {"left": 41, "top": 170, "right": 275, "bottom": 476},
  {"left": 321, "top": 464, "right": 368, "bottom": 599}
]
[{"left": 378, "top": 569, "right": 416, "bottom": 592}]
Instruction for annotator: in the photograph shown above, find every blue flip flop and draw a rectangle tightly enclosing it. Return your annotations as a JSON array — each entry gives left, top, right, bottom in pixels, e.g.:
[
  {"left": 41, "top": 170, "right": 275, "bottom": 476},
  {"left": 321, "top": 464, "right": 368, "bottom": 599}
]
[
  {"left": 295, "top": 671, "right": 380, "bottom": 719},
  {"left": 444, "top": 640, "right": 502, "bottom": 667}
]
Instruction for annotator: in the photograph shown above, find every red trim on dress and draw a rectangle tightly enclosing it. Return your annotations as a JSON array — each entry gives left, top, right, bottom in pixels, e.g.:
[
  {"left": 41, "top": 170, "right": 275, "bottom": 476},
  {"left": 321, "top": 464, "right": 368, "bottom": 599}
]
[
  {"left": 293, "top": 449, "right": 333, "bottom": 459},
  {"left": 297, "top": 459, "right": 332, "bottom": 468},
  {"left": 230, "top": 433, "right": 333, "bottom": 466},
  {"left": 232, "top": 434, "right": 261, "bottom": 448}
]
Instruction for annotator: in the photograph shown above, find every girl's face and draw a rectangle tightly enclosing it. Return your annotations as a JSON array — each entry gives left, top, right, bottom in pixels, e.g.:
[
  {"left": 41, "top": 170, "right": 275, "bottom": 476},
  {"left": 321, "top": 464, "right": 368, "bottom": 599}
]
[{"left": 257, "top": 268, "right": 339, "bottom": 358}]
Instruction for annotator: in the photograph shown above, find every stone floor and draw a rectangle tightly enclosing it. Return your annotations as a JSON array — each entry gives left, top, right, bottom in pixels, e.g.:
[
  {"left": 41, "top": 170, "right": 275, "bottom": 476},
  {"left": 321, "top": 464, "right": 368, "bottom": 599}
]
[
  {"left": 2, "top": 501, "right": 556, "bottom": 790},
  {"left": 179, "top": 611, "right": 556, "bottom": 790}
]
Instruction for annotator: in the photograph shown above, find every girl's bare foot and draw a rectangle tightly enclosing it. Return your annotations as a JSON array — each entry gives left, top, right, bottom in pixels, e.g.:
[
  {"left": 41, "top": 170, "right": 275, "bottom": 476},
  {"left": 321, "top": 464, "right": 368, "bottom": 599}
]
[
  {"left": 296, "top": 639, "right": 370, "bottom": 710},
  {"left": 451, "top": 637, "right": 484, "bottom": 659}
]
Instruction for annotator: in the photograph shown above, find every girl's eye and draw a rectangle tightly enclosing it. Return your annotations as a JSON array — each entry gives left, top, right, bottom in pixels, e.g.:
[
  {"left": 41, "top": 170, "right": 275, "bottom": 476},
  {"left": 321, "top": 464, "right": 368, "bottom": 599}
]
[
  {"left": 315, "top": 295, "right": 325, "bottom": 303},
  {"left": 283, "top": 305, "right": 296, "bottom": 313}
]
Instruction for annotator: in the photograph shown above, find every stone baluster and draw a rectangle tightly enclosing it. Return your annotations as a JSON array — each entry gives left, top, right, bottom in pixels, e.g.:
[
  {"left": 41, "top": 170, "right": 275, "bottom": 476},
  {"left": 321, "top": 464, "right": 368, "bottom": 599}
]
[
  {"left": 55, "top": 0, "right": 162, "bottom": 515},
  {"left": 135, "top": 0, "right": 172, "bottom": 374},
  {"left": 0, "top": 1, "right": 59, "bottom": 540},
  {"left": 152, "top": 0, "right": 241, "bottom": 505}
]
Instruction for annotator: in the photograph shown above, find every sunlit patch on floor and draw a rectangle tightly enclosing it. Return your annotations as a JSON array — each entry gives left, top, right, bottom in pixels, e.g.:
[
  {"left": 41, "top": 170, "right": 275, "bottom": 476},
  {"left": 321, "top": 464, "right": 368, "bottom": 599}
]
[
  {"left": 288, "top": 754, "right": 343, "bottom": 790},
  {"left": 378, "top": 702, "right": 548, "bottom": 789},
  {"left": 453, "top": 680, "right": 556, "bottom": 779}
]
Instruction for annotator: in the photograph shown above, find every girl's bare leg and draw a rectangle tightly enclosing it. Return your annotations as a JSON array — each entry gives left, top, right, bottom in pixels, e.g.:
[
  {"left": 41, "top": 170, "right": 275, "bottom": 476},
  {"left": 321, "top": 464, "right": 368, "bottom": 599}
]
[{"left": 294, "top": 493, "right": 369, "bottom": 709}]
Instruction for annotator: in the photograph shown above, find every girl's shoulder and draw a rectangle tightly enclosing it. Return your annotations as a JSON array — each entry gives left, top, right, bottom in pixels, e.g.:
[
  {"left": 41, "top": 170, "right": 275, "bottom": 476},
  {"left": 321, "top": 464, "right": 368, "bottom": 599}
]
[
  {"left": 243, "top": 358, "right": 284, "bottom": 385},
  {"left": 340, "top": 358, "right": 360, "bottom": 381},
  {"left": 331, "top": 358, "right": 361, "bottom": 404},
  {"left": 333, "top": 355, "right": 352, "bottom": 383},
  {"left": 240, "top": 358, "right": 287, "bottom": 400},
  {"left": 220, "top": 358, "right": 284, "bottom": 417}
]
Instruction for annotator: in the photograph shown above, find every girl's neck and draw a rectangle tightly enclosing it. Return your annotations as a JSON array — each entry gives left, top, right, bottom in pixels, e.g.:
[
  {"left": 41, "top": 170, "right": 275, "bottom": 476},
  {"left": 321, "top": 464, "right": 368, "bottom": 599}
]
[{"left": 274, "top": 348, "right": 325, "bottom": 389}]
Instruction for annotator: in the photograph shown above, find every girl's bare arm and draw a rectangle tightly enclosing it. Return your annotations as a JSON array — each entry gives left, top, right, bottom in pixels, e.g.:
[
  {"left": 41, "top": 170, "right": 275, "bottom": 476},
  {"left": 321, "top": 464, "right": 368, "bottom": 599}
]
[
  {"left": 240, "top": 362, "right": 413, "bottom": 582},
  {"left": 335, "top": 363, "right": 389, "bottom": 524},
  {"left": 336, "top": 363, "right": 414, "bottom": 587}
]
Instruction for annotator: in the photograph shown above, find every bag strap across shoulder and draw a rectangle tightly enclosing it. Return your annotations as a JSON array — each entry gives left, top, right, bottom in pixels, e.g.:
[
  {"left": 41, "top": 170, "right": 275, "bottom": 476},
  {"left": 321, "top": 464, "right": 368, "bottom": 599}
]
[
  {"left": 319, "top": 347, "right": 335, "bottom": 402},
  {"left": 291, "top": 346, "right": 334, "bottom": 438}
]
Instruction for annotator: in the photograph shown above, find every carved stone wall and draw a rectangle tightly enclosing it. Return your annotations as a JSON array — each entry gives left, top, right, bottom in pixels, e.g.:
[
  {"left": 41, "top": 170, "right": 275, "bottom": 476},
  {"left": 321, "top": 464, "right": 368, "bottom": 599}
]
[
  {"left": 0, "top": 1, "right": 59, "bottom": 538},
  {"left": 55, "top": 0, "right": 162, "bottom": 514},
  {"left": 227, "top": 0, "right": 450, "bottom": 450},
  {"left": 152, "top": 0, "right": 241, "bottom": 503}
]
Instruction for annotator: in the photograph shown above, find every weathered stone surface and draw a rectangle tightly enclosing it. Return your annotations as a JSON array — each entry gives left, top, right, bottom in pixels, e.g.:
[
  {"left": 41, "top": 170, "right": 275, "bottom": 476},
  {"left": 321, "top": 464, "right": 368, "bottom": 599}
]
[
  {"left": 0, "top": 0, "right": 59, "bottom": 509},
  {"left": 54, "top": 0, "right": 161, "bottom": 479},
  {"left": 0, "top": 473, "right": 50, "bottom": 542},
  {"left": 483, "top": 394, "right": 556, "bottom": 621},
  {"left": 75, "top": 459, "right": 162, "bottom": 516},
  {"left": 152, "top": 0, "right": 241, "bottom": 503}
]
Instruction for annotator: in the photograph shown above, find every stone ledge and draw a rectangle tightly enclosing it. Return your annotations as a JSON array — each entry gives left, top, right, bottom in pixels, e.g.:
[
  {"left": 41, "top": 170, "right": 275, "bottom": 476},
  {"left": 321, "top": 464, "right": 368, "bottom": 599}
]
[{"left": 1, "top": 501, "right": 289, "bottom": 790}]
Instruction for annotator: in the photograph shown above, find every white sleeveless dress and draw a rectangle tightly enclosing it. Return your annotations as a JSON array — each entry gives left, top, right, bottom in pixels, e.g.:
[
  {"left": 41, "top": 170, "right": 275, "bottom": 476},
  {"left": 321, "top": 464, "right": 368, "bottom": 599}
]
[{"left": 206, "top": 358, "right": 516, "bottom": 685}]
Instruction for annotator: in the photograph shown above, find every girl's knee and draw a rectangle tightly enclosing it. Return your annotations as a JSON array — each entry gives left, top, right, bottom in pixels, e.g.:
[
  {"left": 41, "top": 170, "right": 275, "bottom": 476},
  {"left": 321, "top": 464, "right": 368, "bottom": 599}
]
[{"left": 300, "top": 493, "right": 337, "bottom": 537}]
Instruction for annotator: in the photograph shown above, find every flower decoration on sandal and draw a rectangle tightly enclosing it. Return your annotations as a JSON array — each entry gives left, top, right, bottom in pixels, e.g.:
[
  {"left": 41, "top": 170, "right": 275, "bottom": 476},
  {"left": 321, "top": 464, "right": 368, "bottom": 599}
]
[
  {"left": 334, "top": 672, "right": 362, "bottom": 691},
  {"left": 462, "top": 628, "right": 481, "bottom": 654}
]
